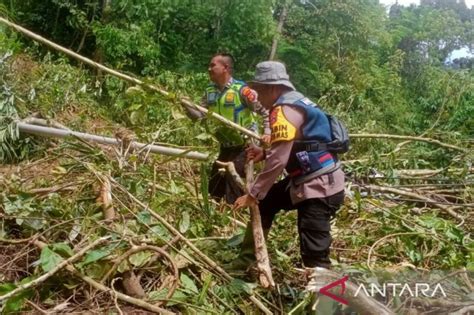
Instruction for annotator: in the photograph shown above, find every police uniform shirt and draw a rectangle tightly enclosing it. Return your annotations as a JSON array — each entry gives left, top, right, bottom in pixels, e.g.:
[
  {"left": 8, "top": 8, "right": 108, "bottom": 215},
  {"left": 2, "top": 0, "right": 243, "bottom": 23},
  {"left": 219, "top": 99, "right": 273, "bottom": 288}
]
[{"left": 249, "top": 104, "right": 345, "bottom": 205}]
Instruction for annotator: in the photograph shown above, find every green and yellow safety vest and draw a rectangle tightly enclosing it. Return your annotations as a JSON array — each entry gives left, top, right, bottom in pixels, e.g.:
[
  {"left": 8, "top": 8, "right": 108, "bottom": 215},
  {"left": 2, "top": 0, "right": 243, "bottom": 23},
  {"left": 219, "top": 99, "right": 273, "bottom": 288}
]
[{"left": 205, "top": 79, "right": 257, "bottom": 146}]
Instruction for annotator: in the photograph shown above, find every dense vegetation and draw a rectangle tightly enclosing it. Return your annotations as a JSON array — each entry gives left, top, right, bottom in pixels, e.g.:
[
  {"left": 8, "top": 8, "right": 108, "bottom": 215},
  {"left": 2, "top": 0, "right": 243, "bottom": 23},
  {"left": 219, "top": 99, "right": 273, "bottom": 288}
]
[{"left": 0, "top": 0, "right": 472, "bottom": 314}]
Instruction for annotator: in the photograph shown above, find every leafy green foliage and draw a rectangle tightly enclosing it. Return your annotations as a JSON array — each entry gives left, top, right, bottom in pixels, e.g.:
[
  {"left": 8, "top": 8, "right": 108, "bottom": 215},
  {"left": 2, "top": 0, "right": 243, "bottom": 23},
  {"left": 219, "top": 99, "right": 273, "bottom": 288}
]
[{"left": 40, "top": 246, "right": 64, "bottom": 272}]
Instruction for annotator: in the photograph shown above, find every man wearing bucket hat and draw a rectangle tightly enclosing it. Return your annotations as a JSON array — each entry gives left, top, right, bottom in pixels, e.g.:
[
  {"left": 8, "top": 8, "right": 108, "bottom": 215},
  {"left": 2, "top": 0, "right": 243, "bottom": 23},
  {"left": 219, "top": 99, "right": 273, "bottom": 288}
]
[{"left": 232, "top": 61, "right": 345, "bottom": 270}]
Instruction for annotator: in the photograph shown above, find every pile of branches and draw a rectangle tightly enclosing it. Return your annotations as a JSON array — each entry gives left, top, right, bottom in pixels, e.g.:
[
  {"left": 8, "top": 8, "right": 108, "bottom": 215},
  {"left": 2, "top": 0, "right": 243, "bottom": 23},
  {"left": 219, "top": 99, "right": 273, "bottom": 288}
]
[
  {"left": 1, "top": 130, "right": 472, "bottom": 314},
  {"left": 0, "top": 139, "right": 278, "bottom": 314}
]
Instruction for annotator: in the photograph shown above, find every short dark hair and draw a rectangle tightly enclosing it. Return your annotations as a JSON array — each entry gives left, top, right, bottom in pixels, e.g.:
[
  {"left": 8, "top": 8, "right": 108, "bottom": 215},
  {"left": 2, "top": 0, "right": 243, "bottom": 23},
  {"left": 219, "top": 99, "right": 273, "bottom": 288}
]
[{"left": 213, "top": 53, "right": 234, "bottom": 74}]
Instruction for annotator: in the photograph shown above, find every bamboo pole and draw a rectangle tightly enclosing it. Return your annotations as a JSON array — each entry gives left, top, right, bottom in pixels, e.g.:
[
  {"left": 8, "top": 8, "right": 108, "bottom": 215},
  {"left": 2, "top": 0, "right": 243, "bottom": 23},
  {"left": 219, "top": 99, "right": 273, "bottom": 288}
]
[
  {"left": 350, "top": 133, "right": 467, "bottom": 152},
  {"left": 17, "top": 122, "right": 208, "bottom": 161},
  {"left": 0, "top": 17, "right": 261, "bottom": 142}
]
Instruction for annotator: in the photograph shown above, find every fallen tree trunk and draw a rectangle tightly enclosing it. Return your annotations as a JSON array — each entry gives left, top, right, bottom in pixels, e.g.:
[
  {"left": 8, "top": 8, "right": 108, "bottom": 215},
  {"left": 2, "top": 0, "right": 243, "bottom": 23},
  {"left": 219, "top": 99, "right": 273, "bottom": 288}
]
[
  {"left": 2, "top": 17, "right": 467, "bottom": 154},
  {"left": 17, "top": 122, "right": 208, "bottom": 161}
]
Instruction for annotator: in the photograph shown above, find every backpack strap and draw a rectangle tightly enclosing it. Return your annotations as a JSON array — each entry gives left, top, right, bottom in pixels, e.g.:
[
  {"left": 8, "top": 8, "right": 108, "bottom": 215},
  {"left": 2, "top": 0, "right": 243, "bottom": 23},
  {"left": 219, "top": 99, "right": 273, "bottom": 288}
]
[
  {"left": 292, "top": 161, "right": 341, "bottom": 185},
  {"left": 293, "top": 140, "right": 329, "bottom": 152}
]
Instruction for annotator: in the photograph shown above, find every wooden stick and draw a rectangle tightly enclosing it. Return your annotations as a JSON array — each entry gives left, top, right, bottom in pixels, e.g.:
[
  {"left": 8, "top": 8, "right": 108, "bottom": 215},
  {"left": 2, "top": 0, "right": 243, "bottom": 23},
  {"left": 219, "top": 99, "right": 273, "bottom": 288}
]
[
  {"left": 216, "top": 160, "right": 275, "bottom": 288},
  {"left": 245, "top": 152, "right": 275, "bottom": 289},
  {"left": 97, "top": 176, "right": 115, "bottom": 221},
  {"left": 0, "top": 236, "right": 110, "bottom": 302},
  {"left": 0, "top": 17, "right": 260, "bottom": 142}
]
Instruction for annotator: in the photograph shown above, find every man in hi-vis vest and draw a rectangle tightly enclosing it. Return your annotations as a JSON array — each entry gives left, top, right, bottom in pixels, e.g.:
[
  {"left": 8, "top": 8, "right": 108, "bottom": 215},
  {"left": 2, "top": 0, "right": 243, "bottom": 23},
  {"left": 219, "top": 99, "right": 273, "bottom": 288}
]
[{"left": 184, "top": 53, "right": 271, "bottom": 204}]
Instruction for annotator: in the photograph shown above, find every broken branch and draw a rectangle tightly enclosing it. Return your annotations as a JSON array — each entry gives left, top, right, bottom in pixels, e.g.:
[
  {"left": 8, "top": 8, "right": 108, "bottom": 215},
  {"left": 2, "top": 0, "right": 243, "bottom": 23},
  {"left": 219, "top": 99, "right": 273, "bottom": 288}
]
[
  {"left": 0, "top": 236, "right": 110, "bottom": 302},
  {"left": 361, "top": 184, "right": 464, "bottom": 221}
]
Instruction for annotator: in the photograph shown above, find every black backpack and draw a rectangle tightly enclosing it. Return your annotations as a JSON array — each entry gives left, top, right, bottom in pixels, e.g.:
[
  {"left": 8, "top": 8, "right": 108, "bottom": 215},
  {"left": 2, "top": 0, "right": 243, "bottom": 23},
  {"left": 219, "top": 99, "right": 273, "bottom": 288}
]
[
  {"left": 294, "top": 113, "right": 350, "bottom": 154},
  {"left": 325, "top": 114, "right": 350, "bottom": 153}
]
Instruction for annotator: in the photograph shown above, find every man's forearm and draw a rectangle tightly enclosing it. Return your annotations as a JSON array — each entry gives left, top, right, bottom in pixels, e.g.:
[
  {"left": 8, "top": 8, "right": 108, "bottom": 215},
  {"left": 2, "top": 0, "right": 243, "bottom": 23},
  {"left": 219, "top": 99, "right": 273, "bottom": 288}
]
[
  {"left": 249, "top": 140, "right": 292, "bottom": 200},
  {"left": 250, "top": 101, "right": 271, "bottom": 135}
]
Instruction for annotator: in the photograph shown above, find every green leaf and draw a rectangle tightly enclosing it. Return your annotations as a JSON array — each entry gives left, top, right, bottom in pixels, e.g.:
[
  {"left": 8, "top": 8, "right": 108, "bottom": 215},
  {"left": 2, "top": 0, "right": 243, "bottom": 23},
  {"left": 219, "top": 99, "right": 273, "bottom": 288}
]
[
  {"left": 84, "top": 262, "right": 111, "bottom": 279},
  {"left": 117, "top": 259, "right": 130, "bottom": 273},
  {"left": 166, "top": 289, "right": 188, "bottom": 306},
  {"left": 179, "top": 211, "right": 190, "bottom": 233},
  {"left": 3, "top": 292, "right": 28, "bottom": 313},
  {"left": 77, "top": 246, "right": 113, "bottom": 268},
  {"left": 129, "top": 250, "right": 153, "bottom": 267},
  {"left": 180, "top": 273, "right": 198, "bottom": 294},
  {"left": 276, "top": 249, "right": 291, "bottom": 261},
  {"left": 128, "top": 103, "right": 142, "bottom": 111},
  {"left": 197, "top": 272, "right": 212, "bottom": 304},
  {"left": 149, "top": 224, "right": 172, "bottom": 241},
  {"left": 0, "top": 283, "right": 33, "bottom": 313},
  {"left": 51, "top": 243, "right": 74, "bottom": 257},
  {"left": 0, "top": 283, "right": 16, "bottom": 295},
  {"left": 171, "top": 108, "right": 185, "bottom": 120},
  {"left": 226, "top": 233, "right": 244, "bottom": 247},
  {"left": 148, "top": 288, "right": 169, "bottom": 302},
  {"left": 137, "top": 211, "right": 152, "bottom": 225},
  {"left": 40, "top": 247, "right": 64, "bottom": 272},
  {"left": 445, "top": 227, "right": 463, "bottom": 242},
  {"left": 227, "top": 278, "right": 256, "bottom": 295}
]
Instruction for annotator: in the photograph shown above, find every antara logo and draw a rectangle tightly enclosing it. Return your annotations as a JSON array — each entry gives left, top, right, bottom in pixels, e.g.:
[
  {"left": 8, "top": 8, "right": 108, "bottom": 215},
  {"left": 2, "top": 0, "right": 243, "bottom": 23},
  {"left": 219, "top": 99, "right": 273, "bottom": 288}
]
[
  {"left": 317, "top": 277, "right": 447, "bottom": 305},
  {"left": 354, "top": 283, "right": 447, "bottom": 298},
  {"left": 318, "top": 275, "right": 349, "bottom": 305}
]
